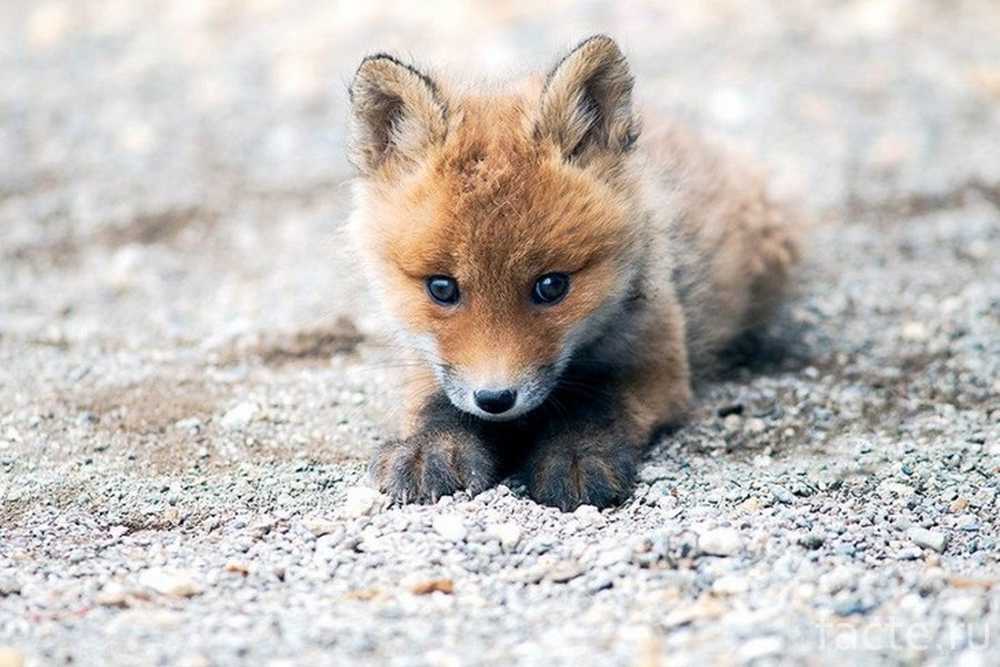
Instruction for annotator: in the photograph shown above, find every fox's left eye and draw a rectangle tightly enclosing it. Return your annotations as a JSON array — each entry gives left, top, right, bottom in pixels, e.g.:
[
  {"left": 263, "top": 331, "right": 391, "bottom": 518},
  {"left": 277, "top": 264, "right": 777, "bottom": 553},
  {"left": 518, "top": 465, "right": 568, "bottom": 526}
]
[
  {"left": 532, "top": 273, "right": 570, "bottom": 305},
  {"left": 427, "top": 275, "right": 460, "bottom": 305}
]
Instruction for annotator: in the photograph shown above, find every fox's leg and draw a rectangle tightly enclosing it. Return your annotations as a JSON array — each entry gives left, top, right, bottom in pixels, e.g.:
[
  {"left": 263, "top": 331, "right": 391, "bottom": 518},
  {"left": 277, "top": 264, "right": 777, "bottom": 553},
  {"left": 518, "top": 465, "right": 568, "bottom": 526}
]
[
  {"left": 525, "top": 304, "right": 692, "bottom": 511},
  {"left": 368, "top": 367, "right": 502, "bottom": 503}
]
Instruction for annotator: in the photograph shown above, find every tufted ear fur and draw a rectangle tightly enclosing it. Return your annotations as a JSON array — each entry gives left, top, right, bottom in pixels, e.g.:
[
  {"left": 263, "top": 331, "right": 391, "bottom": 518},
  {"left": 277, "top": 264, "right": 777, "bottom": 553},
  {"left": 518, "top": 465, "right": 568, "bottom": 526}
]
[
  {"left": 348, "top": 54, "right": 448, "bottom": 175},
  {"left": 536, "top": 35, "right": 639, "bottom": 165}
]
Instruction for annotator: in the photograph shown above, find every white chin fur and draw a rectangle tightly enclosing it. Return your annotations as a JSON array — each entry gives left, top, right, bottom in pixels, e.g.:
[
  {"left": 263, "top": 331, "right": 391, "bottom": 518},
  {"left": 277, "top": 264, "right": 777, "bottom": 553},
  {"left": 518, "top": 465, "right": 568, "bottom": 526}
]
[{"left": 446, "top": 391, "right": 544, "bottom": 422}]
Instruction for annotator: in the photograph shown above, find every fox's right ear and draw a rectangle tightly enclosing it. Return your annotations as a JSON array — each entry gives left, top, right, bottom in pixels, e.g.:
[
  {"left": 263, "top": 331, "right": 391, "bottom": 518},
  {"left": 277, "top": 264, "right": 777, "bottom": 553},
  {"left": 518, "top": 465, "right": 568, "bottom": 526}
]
[{"left": 348, "top": 54, "right": 448, "bottom": 175}]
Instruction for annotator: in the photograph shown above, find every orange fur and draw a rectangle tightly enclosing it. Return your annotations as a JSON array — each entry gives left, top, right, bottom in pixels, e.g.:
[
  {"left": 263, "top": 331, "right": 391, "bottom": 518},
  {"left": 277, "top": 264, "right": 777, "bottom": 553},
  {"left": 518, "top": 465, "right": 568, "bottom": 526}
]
[
  {"left": 347, "top": 36, "right": 802, "bottom": 509},
  {"left": 362, "top": 94, "right": 640, "bottom": 385}
]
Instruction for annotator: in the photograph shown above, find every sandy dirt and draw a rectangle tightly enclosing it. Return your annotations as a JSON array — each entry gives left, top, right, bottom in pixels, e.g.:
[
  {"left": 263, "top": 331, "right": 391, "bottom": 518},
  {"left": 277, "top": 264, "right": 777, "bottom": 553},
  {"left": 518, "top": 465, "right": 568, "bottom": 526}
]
[{"left": 1, "top": 2, "right": 999, "bottom": 666}]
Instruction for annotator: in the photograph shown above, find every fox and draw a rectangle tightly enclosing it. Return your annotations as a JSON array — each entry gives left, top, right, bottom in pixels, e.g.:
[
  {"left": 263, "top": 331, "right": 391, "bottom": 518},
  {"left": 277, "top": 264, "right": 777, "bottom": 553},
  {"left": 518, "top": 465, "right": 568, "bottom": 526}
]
[{"left": 346, "top": 35, "right": 801, "bottom": 511}]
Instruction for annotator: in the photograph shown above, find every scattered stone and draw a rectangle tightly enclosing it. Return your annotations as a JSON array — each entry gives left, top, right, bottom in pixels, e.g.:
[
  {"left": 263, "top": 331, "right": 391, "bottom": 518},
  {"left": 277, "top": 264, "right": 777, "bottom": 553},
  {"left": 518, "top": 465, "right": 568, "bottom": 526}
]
[
  {"left": 638, "top": 464, "right": 670, "bottom": 483},
  {"left": 175, "top": 655, "right": 212, "bottom": 667},
  {"left": 955, "top": 514, "right": 980, "bottom": 531},
  {"left": 942, "top": 594, "right": 985, "bottom": 619},
  {"left": 505, "top": 564, "right": 547, "bottom": 585},
  {"left": 789, "top": 480, "right": 815, "bottom": 497},
  {"left": 174, "top": 417, "right": 203, "bottom": 432},
  {"left": 879, "top": 481, "right": 916, "bottom": 498},
  {"left": 657, "top": 495, "right": 678, "bottom": 510},
  {"left": 771, "top": 486, "right": 795, "bottom": 504},
  {"left": 737, "top": 496, "right": 763, "bottom": 513},
  {"left": 798, "top": 533, "right": 825, "bottom": 550},
  {"left": 738, "top": 636, "right": 784, "bottom": 661},
  {"left": 597, "top": 547, "right": 631, "bottom": 568},
  {"left": 95, "top": 582, "right": 131, "bottom": 608},
  {"left": 699, "top": 527, "right": 743, "bottom": 557},
  {"left": 138, "top": 568, "right": 203, "bottom": 598},
  {"left": 76, "top": 411, "right": 98, "bottom": 426},
  {"left": 342, "top": 487, "right": 386, "bottom": 518},
  {"left": 0, "top": 577, "right": 21, "bottom": 597},
  {"left": 908, "top": 527, "right": 949, "bottom": 553},
  {"left": 302, "top": 516, "right": 339, "bottom": 537},
  {"left": 492, "top": 522, "right": 522, "bottom": 550},
  {"left": 712, "top": 575, "right": 750, "bottom": 595},
  {"left": 315, "top": 530, "right": 346, "bottom": 553},
  {"left": 220, "top": 401, "right": 259, "bottom": 430},
  {"left": 573, "top": 504, "right": 604, "bottom": 526},
  {"left": 586, "top": 574, "right": 614, "bottom": 593},
  {"left": 662, "top": 597, "right": 727, "bottom": 628},
  {"left": 411, "top": 579, "right": 454, "bottom": 595},
  {"left": 954, "top": 649, "right": 991, "bottom": 667},
  {"left": 900, "top": 321, "right": 929, "bottom": 341},
  {"left": 224, "top": 561, "right": 250, "bottom": 576},
  {"left": 820, "top": 567, "right": 857, "bottom": 594},
  {"left": 947, "top": 576, "right": 999, "bottom": 590},
  {"left": 0, "top": 647, "right": 24, "bottom": 667},
  {"left": 717, "top": 403, "right": 744, "bottom": 418},
  {"left": 432, "top": 515, "right": 467, "bottom": 542},
  {"left": 833, "top": 596, "right": 875, "bottom": 617},
  {"left": 546, "top": 560, "right": 584, "bottom": 583}
]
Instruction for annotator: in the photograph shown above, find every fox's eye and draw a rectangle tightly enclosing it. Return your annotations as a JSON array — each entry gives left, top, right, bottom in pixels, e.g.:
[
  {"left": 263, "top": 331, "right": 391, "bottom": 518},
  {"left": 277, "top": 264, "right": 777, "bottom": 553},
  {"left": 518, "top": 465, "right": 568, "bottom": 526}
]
[
  {"left": 427, "top": 275, "right": 460, "bottom": 305},
  {"left": 532, "top": 273, "right": 570, "bottom": 305}
]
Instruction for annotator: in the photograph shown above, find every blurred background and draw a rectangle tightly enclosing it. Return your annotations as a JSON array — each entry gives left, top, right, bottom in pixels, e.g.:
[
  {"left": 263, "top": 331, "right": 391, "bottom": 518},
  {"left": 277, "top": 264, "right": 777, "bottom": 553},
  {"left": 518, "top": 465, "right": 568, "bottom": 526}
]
[{"left": 3, "top": 0, "right": 999, "bottom": 344}]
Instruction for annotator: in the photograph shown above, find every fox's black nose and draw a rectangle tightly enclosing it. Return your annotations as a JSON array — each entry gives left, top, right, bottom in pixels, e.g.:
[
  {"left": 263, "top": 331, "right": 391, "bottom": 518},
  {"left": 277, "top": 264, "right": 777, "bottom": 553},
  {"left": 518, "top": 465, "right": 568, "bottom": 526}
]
[{"left": 473, "top": 389, "right": 517, "bottom": 414}]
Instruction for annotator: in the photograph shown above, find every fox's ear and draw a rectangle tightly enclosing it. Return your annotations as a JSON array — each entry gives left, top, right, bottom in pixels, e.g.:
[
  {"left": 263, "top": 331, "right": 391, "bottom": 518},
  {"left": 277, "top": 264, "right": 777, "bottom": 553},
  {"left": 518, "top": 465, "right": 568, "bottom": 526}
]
[
  {"left": 537, "top": 35, "right": 638, "bottom": 164},
  {"left": 348, "top": 54, "right": 448, "bottom": 175}
]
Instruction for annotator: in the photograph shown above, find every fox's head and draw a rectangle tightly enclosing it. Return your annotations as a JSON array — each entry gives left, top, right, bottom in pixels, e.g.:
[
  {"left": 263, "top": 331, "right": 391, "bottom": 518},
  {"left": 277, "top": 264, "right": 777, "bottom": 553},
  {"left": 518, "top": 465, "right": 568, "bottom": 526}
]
[{"left": 348, "top": 36, "right": 647, "bottom": 421}]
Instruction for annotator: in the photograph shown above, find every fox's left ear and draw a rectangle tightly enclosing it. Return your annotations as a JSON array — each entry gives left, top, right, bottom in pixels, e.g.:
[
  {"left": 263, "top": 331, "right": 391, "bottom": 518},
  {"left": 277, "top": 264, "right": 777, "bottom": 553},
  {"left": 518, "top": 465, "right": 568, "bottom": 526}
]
[
  {"left": 537, "top": 35, "right": 639, "bottom": 164},
  {"left": 348, "top": 54, "right": 448, "bottom": 175}
]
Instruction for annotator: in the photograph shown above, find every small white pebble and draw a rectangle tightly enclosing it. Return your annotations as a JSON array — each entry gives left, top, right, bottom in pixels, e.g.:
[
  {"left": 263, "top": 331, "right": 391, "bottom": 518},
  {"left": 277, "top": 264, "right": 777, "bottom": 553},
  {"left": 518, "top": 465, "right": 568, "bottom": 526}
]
[
  {"left": 219, "top": 401, "right": 258, "bottom": 430},
  {"left": 342, "top": 487, "right": 385, "bottom": 518},
  {"left": 738, "top": 636, "right": 784, "bottom": 662},
  {"left": 901, "top": 321, "right": 929, "bottom": 341},
  {"left": 138, "top": 568, "right": 202, "bottom": 598},
  {"left": 907, "top": 527, "right": 948, "bottom": 553},
  {"left": 493, "top": 522, "right": 522, "bottom": 550},
  {"left": 699, "top": 527, "right": 743, "bottom": 556},
  {"left": 95, "top": 581, "right": 129, "bottom": 607},
  {"left": 433, "top": 514, "right": 467, "bottom": 542},
  {"left": 942, "top": 594, "right": 985, "bottom": 619},
  {"left": 302, "top": 516, "right": 339, "bottom": 537},
  {"left": 712, "top": 575, "right": 750, "bottom": 594},
  {"left": 0, "top": 646, "right": 25, "bottom": 667},
  {"left": 572, "top": 504, "right": 604, "bottom": 526}
]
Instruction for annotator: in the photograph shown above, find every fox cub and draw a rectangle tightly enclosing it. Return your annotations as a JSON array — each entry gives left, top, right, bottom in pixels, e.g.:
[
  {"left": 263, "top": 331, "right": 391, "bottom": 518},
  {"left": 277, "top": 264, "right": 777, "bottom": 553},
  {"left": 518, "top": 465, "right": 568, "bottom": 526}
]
[{"left": 347, "top": 36, "right": 800, "bottom": 511}]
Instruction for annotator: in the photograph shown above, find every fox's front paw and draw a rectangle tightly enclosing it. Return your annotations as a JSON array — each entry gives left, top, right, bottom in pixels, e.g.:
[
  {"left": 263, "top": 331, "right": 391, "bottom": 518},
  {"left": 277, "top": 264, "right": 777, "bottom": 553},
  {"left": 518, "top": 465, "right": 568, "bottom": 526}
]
[
  {"left": 368, "top": 430, "right": 497, "bottom": 504},
  {"left": 525, "top": 434, "right": 638, "bottom": 511}
]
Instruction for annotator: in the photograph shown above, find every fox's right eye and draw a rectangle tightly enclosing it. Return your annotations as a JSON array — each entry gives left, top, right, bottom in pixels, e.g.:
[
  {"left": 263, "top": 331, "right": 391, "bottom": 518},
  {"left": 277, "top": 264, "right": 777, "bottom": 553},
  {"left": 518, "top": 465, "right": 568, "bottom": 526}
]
[{"left": 426, "top": 276, "right": 460, "bottom": 305}]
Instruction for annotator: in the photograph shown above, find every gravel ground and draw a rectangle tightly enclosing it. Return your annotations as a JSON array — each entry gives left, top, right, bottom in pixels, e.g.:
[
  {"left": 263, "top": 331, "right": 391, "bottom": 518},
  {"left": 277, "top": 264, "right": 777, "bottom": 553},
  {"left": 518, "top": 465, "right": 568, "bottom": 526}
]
[{"left": 2, "top": 2, "right": 999, "bottom": 666}]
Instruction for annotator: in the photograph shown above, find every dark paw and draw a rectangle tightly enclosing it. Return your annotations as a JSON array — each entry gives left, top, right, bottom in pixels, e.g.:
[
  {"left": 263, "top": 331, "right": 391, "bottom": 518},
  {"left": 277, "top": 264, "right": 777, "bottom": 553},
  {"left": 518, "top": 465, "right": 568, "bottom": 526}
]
[
  {"left": 526, "top": 442, "right": 637, "bottom": 511},
  {"left": 368, "top": 430, "right": 496, "bottom": 504}
]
